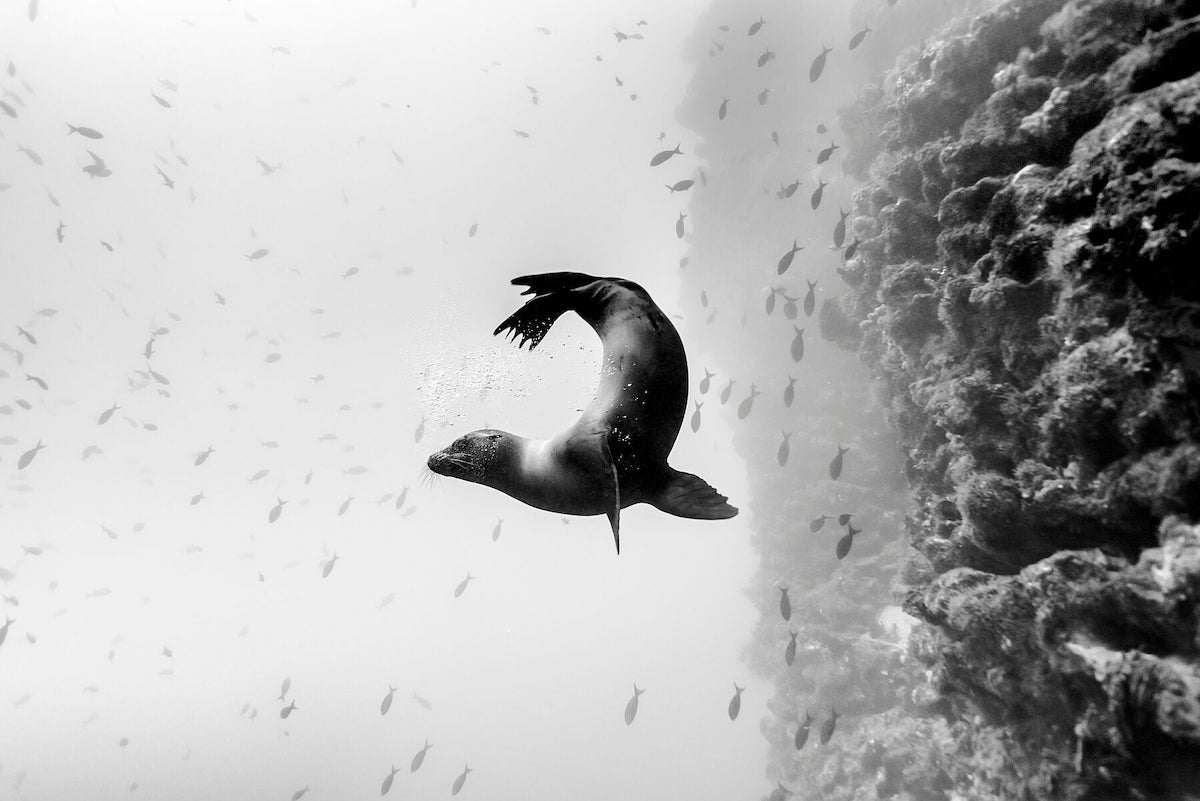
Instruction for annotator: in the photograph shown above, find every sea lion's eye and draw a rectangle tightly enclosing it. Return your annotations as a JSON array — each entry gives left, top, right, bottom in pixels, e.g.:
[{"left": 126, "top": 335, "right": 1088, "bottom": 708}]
[{"left": 487, "top": 434, "right": 502, "bottom": 441}]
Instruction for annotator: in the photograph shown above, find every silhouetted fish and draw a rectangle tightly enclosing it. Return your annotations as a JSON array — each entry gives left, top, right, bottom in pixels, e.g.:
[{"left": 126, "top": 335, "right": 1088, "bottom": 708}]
[
  {"left": 665, "top": 179, "right": 694, "bottom": 193},
  {"left": 194, "top": 445, "right": 214, "bottom": 466},
  {"left": 395, "top": 486, "right": 409, "bottom": 511},
  {"left": 25, "top": 373, "right": 48, "bottom": 390},
  {"left": 190, "top": 491, "right": 205, "bottom": 506},
  {"left": 757, "top": 48, "right": 774, "bottom": 67},
  {"left": 451, "top": 764, "right": 472, "bottom": 795},
  {"left": 728, "top": 683, "right": 744, "bottom": 720},
  {"left": 676, "top": 212, "right": 686, "bottom": 239},
  {"left": 338, "top": 496, "right": 353, "bottom": 516},
  {"left": 280, "top": 701, "right": 297, "bottom": 719},
  {"left": 650, "top": 145, "right": 682, "bottom": 166},
  {"left": 844, "top": 237, "right": 861, "bottom": 260},
  {"left": 795, "top": 712, "right": 813, "bottom": 749},
  {"left": 833, "top": 209, "right": 849, "bottom": 247},
  {"left": 380, "top": 684, "right": 396, "bottom": 715},
  {"left": 690, "top": 400, "right": 703, "bottom": 433},
  {"left": 817, "top": 141, "right": 839, "bottom": 164},
  {"left": 758, "top": 87, "right": 770, "bottom": 105},
  {"left": 778, "top": 432, "right": 791, "bottom": 466},
  {"left": 836, "top": 525, "right": 859, "bottom": 560},
  {"left": 269, "top": 497, "right": 286, "bottom": 523},
  {"left": 783, "top": 376, "right": 796, "bottom": 407},
  {"left": 454, "top": 573, "right": 474, "bottom": 598},
  {"left": 718, "top": 97, "right": 728, "bottom": 120},
  {"left": 809, "top": 44, "right": 832, "bottom": 82},
  {"left": 820, "top": 709, "right": 839, "bottom": 744},
  {"left": 151, "top": 91, "right": 171, "bottom": 108},
  {"left": 720, "top": 378, "right": 734, "bottom": 405},
  {"left": 838, "top": 513, "right": 854, "bottom": 526},
  {"left": 0, "top": 617, "right": 12, "bottom": 648},
  {"left": 290, "top": 785, "right": 309, "bottom": 800},
  {"left": 17, "top": 440, "right": 43, "bottom": 469},
  {"left": 810, "top": 515, "right": 830, "bottom": 533},
  {"left": 699, "top": 368, "right": 715, "bottom": 394},
  {"left": 67, "top": 123, "right": 104, "bottom": 139},
  {"left": 322, "top": 554, "right": 339, "bottom": 577},
  {"left": 411, "top": 739, "right": 432, "bottom": 771},
  {"left": 777, "top": 240, "right": 803, "bottom": 275},
  {"left": 785, "top": 630, "right": 797, "bottom": 665},
  {"left": 248, "top": 468, "right": 269, "bottom": 483},
  {"left": 747, "top": 16, "right": 765, "bottom": 35},
  {"left": 414, "top": 416, "right": 426, "bottom": 443},
  {"left": 829, "top": 445, "right": 848, "bottom": 480},
  {"left": 246, "top": 248, "right": 269, "bottom": 261},
  {"left": 849, "top": 25, "right": 871, "bottom": 50},
  {"left": 381, "top": 764, "right": 399, "bottom": 796},
  {"left": 491, "top": 517, "right": 503, "bottom": 542},
  {"left": 790, "top": 327, "right": 805, "bottom": 363},
  {"left": 810, "top": 179, "right": 827, "bottom": 209},
  {"left": 765, "top": 287, "right": 778, "bottom": 316},
  {"left": 779, "top": 587, "right": 791, "bottom": 621},
  {"left": 737, "top": 384, "right": 759, "bottom": 419},
  {"left": 803, "top": 280, "right": 817, "bottom": 317},
  {"left": 624, "top": 684, "right": 644, "bottom": 725}
]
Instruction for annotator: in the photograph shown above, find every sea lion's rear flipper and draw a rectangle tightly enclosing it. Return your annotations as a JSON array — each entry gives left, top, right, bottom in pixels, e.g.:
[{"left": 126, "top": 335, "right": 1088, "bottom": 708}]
[
  {"left": 652, "top": 470, "right": 738, "bottom": 520},
  {"left": 493, "top": 273, "right": 600, "bottom": 350}
]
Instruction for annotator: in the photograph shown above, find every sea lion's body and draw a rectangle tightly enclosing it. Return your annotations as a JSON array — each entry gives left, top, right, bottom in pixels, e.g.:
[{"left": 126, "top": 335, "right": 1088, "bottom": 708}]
[{"left": 428, "top": 273, "right": 737, "bottom": 552}]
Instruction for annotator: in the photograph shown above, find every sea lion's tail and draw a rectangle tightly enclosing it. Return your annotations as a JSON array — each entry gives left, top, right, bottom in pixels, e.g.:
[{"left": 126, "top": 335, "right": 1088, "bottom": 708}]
[
  {"left": 650, "top": 469, "right": 738, "bottom": 520},
  {"left": 494, "top": 273, "right": 599, "bottom": 349}
]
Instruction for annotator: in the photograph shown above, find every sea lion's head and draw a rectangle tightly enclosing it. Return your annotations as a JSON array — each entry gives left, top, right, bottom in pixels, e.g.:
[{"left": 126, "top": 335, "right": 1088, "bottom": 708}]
[{"left": 426, "top": 429, "right": 516, "bottom": 486}]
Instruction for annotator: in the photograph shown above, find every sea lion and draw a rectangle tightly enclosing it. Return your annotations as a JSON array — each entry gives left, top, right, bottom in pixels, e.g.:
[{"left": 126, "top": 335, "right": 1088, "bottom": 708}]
[{"left": 427, "top": 272, "right": 737, "bottom": 553}]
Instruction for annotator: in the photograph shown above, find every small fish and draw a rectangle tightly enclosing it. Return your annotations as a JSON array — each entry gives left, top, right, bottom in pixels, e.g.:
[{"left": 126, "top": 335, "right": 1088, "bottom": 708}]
[
  {"left": 783, "top": 178, "right": 800, "bottom": 198},
  {"left": 82, "top": 150, "right": 111, "bottom": 178},
  {"left": 395, "top": 486, "right": 409, "bottom": 510},
  {"left": 829, "top": 445, "right": 849, "bottom": 480},
  {"left": 85, "top": 587, "right": 112, "bottom": 598},
  {"left": 778, "top": 431, "right": 791, "bottom": 466},
  {"left": 290, "top": 786, "right": 309, "bottom": 801},
  {"left": 56, "top": 219, "right": 66, "bottom": 243},
  {"left": 22, "top": 545, "right": 43, "bottom": 556},
  {"left": 690, "top": 400, "right": 703, "bottom": 433},
  {"left": 256, "top": 156, "right": 281, "bottom": 175},
  {"left": 17, "top": 440, "right": 44, "bottom": 469},
  {"left": 264, "top": 353, "right": 282, "bottom": 363},
  {"left": 699, "top": 368, "right": 715, "bottom": 394},
  {"left": 148, "top": 364, "right": 170, "bottom": 385},
  {"left": 737, "top": 384, "right": 759, "bottom": 420},
  {"left": 676, "top": 212, "right": 686, "bottom": 239},
  {"left": 748, "top": 16, "right": 765, "bottom": 35},
  {"left": 790, "top": 327, "right": 805, "bottom": 363},
  {"left": 817, "top": 141, "right": 840, "bottom": 164},
  {"left": 728, "top": 683, "right": 744, "bottom": 720},
  {"left": 718, "top": 97, "right": 728, "bottom": 120},
  {"left": 820, "top": 709, "right": 840, "bottom": 744},
  {"left": 758, "top": 87, "right": 770, "bottom": 105},
  {"left": 0, "top": 99, "right": 17, "bottom": 118},
  {"left": 17, "top": 145, "right": 43, "bottom": 166},
  {"left": 468, "top": 223, "right": 478, "bottom": 238},
  {"left": 844, "top": 237, "right": 861, "bottom": 260},
  {"left": 411, "top": 739, "right": 432, "bottom": 771},
  {"left": 765, "top": 286, "right": 778, "bottom": 316},
  {"left": 836, "top": 525, "right": 860, "bottom": 560},
  {"left": 412, "top": 693, "right": 432, "bottom": 711},
  {"left": 155, "top": 165, "right": 174, "bottom": 189},
  {"left": 804, "top": 280, "right": 817, "bottom": 317},
  {"left": 16, "top": 325, "right": 37, "bottom": 345},
  {"left": 777, "top": 239, "right": 803, "bottom": 275},
  {"left": 25, "top": 373, "right": 48, "bottom": 390},
  {"left": 720, "top": 378, "right": 734, "bottom": 405},
  {"left": 665, "top": 179, "right": 694, "bottom": 194},
  {"left": 246, "top": 248, "right": 270, "bottom": 261},
  {"left": 649, "top": 145, "right": 682, "bottom": 166},
  {"left": 491, "top": 517, "right": 503, "bottom": 542},
  {"left": 189, "top": 491, "right": 205, "bottom": 506},
  {"left": 795, "top": 712, "right": 813, "bottom": 749},
  {"left": 0, "top": 617, "right": 12, "bottom": 648},
  {"left": 838, "top": 513, "right": 854, "bottom": 526},
  {"left": 785, "top": 630, "right": 797, "bottom": 665},
  {"left": 849, "top": 25, "right": 871, "bottom": 50},
  {"left": 151, "top": 91, "right": 172, "bottom": 108},
  {"left": 833, "top": 209, "right": 850, "bottom": 248},
  {"left": 810, "top": 515, "right": 830, "bottom": 533},
  {"left": 380, "top": 684, "right": 397, "bottom": 715},
  {"left": 451, "top": 765, "right": 472, "bottom": 796},
  {"left": 810, "top": 179, "right": 828, "bottom": 210},
  {"left": 771, "top": 131, "right": 779, "bottom": 146},
  {"left": 454, "top": 573, "right": 474, "bottom": 598},
  {"left": 280, "top": 701, "right": 297, "bottom": 719},
  {"left": 779, "top": 587, "right": 791, "bottom": 621},
  {"left": 624, "top": 684, "right": 644, "bottom": 725},
  {"left": 269, "top": 497, "right": 286, "bottom": 523},
  {"left": 344, "top": 465, "right": 368, "bottom": 475},
  {"left": 809, "top": 44, "right": 833, "bottom": 82},
  {"left": 338, "top": 496, "right": 353, "bottom": 516},
  {"left": 342, "top": 267, "right": 359, "bottom": 279},
  {"left": 322, "top": 553, "right": 339, "bottom": 577},
  {"left": 513, "top": 129, "right": 530, "bottom": 138},
  {"left": 414, "top": 416, "right": 426, "bottom": 443},
  {"left": 194, "top": 445, "right": 214, "bottom": 466},
  {"left": 381, "top": 764, "right": 400, "bottom": 796},
  {"left": 278, "top": 677, "right": 292, "bottom": 701}
]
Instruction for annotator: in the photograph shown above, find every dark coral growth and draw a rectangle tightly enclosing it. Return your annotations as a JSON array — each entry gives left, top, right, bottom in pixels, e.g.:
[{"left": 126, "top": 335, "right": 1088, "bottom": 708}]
[{"left": 832, "top": 0, "right": 1200, "bottom": 796}]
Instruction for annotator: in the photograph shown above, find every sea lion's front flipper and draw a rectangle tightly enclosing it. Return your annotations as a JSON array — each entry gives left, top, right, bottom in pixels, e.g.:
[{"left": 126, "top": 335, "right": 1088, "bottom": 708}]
[
  {"left": 564, "top": 429, "right": 621, "bottom": 553},
  {"left": 652, "top": 469, "right": 738, "bottom": 520},
  {"left": 601, "top": 435, "right": 621, "bottom": 554}
]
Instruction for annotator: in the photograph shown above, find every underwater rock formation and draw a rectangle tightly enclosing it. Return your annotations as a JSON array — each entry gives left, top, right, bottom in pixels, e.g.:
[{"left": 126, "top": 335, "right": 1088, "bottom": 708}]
[{"left": 833, "top": 0, "right": 1200, "bottom": 796}]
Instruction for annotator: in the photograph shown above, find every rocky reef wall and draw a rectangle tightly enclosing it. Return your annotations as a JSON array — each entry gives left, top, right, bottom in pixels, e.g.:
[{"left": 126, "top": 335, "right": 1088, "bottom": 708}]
[{"left": 676, "top": 0, "right": 1200, "bottom": 798}]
